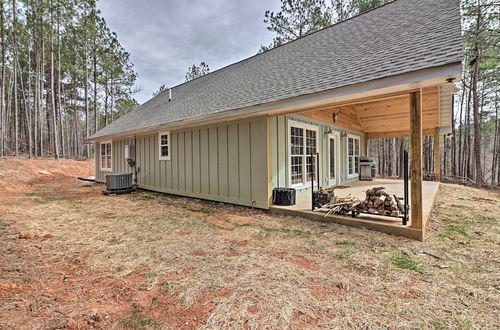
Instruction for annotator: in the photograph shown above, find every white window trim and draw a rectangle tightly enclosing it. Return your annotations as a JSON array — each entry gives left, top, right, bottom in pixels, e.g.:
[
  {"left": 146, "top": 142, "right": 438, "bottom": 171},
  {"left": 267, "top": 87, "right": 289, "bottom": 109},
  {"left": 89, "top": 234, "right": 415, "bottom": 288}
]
[
  {"left": 288, "top": 120, "right": 319, "bottom": 189},
  {"left": 346, "top": 134, "right": 360, "bottom": 179},
  {"left": 158, "top": 131, "right": 171, "bottom": 161},
  {"left": 100, "top": 140, "right": 112, "bottom": 172}
]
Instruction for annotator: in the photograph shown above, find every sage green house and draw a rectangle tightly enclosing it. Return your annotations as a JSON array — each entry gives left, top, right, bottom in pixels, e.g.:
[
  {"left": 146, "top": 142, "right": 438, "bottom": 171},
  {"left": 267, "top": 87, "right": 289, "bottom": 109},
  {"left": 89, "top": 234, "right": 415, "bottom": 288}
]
[{"left": 89, "top": 0, "right": 462, "bottom": 215}]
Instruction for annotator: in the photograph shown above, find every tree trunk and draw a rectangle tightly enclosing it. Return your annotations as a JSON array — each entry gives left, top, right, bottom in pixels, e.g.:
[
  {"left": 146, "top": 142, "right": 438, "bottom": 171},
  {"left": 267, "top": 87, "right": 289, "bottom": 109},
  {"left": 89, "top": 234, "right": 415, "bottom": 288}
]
[
  {"left": 84, "top": 54, "right": 89, "bottom": 158},
  {"left": 0, "top": 0, "right": 5, "bottom": 156},
  {"left": 93, "top": 47, "right": 98, "bottom": 134},
  {"left": 491, "top": 93, "right": 499, "bottom": 185},
  {"left": 50, "top": 0, "right": 59, "bottom": 159},
  {"left": 471, "top": 5, "right": 482, "bottom": 184},
  {"left": 451, "top": 94, "right": 456, "bottom": 176},
  {"left": 457, "top": 82, "right": 465, "bottom": 177},
  {"left": 12, "top": 0, "right": 19, "bottom": 155}
]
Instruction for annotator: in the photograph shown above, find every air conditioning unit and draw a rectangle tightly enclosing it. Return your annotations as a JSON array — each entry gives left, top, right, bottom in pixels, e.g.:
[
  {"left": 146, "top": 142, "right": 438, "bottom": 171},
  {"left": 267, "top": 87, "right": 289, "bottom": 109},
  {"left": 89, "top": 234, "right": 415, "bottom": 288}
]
[{"left": 105, "top": 173, "right": 133, "bottom": 191}]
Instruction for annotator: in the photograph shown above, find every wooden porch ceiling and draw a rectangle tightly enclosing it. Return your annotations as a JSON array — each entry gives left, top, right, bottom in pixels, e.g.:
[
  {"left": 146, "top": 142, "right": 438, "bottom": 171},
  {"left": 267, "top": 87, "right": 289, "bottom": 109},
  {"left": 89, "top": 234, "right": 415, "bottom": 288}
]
[{"left": 298, "top": 86, "right": 440, "bottom": 138}]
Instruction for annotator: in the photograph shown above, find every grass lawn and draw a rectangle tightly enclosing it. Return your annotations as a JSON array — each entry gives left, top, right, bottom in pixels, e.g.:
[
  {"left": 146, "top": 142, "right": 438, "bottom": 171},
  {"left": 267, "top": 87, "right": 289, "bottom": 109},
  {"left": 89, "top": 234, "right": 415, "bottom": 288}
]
[{"left": 0, "top": 159, "right": 498, "bottom": 329}]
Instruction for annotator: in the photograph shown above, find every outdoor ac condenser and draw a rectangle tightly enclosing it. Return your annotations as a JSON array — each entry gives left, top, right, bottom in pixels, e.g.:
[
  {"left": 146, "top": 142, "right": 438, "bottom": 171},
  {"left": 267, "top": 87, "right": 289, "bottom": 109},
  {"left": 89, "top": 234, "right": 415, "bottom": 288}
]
[{"left": 105, "top": 173, "right": 133, "bottom": 191}]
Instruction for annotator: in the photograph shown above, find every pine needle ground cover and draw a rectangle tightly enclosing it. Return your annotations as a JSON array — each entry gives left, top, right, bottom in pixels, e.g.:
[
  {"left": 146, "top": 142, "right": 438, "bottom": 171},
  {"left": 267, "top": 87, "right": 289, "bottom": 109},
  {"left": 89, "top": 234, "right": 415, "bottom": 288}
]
[{"left": 0, "top": 159, "right": 498, "bottom": 329}]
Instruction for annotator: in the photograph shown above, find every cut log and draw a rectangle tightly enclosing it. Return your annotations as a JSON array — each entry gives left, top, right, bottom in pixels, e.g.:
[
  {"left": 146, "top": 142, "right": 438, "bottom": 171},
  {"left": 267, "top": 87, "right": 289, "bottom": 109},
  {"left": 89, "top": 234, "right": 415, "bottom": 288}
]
[{"left": 394, "top": 195, "right": 404, "bottom": 213}]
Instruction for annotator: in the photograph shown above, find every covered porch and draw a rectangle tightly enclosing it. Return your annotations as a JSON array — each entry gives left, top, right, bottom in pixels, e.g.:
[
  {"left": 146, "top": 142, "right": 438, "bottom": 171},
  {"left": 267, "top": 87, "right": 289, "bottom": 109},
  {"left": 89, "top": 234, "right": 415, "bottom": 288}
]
[
  {"left": 270, "top": 179, "right": 440, "bottom": 241},
  {"left": 268, "top": 83, "right": 457, "bottom": 241}
]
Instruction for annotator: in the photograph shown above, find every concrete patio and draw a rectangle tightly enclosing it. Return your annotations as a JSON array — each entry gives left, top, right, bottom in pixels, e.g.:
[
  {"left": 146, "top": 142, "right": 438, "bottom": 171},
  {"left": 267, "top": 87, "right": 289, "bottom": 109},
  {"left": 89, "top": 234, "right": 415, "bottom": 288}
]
[{"left": 270, "top": 179, "right": 440, "bottom": 240}]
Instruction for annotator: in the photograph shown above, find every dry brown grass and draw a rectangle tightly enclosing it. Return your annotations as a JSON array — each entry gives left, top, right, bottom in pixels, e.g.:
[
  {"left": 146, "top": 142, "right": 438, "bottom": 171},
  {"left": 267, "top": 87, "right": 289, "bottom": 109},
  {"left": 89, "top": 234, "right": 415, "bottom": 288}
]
[{"left": 0, "top": 159, "right": 499, "bottom": 329}]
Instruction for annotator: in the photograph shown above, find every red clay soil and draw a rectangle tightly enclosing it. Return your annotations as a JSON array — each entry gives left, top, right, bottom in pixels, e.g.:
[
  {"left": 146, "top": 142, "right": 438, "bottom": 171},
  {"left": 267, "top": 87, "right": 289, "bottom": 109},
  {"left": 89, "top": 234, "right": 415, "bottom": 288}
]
[
  {"left": 0, "top": 157, "right": 94, "bottom": 193},
  {"left": 0, "top": 158, "right": 241, "bottom": 329},
  {"left": 288, "top": 255, "right": 318, "bottom": 271}
]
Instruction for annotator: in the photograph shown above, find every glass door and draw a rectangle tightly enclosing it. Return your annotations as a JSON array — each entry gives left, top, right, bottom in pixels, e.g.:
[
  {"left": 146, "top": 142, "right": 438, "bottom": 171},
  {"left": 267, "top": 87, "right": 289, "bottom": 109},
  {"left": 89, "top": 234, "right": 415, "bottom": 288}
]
[{"left": 328, "top": 133, "right": 339, "bottom": 187}]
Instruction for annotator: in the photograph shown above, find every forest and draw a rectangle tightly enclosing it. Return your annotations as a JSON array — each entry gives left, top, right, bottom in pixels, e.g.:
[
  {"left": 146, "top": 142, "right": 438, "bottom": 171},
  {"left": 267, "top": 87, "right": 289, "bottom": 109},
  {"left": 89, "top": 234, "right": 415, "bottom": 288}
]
[
  {"left": 370, "top": 0, "right": 499, "bottom": 186},
  {"left": 0, "top": 0, "right": 498, "bottom": 187},
  {"left": 261, "top": 0, "right": 499, "bottom": 187},
  {"left": 0, "top": 0, "right": 137, "bottom": 159}
]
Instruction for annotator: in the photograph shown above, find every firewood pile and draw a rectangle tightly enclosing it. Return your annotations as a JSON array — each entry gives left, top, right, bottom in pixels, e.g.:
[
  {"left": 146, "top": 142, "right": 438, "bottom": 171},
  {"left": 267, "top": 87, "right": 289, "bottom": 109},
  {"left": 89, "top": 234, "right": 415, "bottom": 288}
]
[
  {"left": 352, "top": 186, "right": 407, "bottom": 216},
  {"left": 316, "top": 195, "right": 360, "bottom": 216},
  {"left": 313, "top": 186, "right": 336, "bottom": 208}
]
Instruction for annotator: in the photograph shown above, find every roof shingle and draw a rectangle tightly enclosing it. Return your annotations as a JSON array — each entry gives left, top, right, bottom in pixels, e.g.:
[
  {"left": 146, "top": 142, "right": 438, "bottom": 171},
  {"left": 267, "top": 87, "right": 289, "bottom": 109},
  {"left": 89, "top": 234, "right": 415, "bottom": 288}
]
[{"left": 90, "top": 0, "right": 463, "bottom": 139}]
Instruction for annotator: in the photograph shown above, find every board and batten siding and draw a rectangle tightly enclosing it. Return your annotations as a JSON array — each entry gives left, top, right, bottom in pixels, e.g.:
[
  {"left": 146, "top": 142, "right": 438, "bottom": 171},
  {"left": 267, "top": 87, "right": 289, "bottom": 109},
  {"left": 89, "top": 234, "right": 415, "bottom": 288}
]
[
  {"left": 95, "top": 141, "right": 108, "bottom": 183},
  {"left": 439, "top": 85, "right": 452, "bottom": 129},
  {"left": 132, "top": 116, "right": 269, "bottom": 209},
  {"left": 95, "top": 138, "right": 135, "bottom": 183},
  {"left": 271, "top": 114, "right": 366, "bottom": 195}
]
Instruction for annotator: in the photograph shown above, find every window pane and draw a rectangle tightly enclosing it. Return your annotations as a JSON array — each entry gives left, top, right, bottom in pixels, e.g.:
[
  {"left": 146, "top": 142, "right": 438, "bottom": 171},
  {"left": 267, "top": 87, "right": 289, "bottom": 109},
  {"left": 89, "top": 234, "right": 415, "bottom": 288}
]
[
  {"left": 291, "top": 156, "right": 303, "bottom": 184},
  {"left": 161, "top": 146, "right": 169, "bottom": 157},
  {"left": 161, "top": 134, "right": 168, "bottom": 146},
  {"left": 348, "top": 138, "right": 354, "bottom": 156},
  {"left": 354, "top": 156, "right": 359, "bottom": 174},
  {"left": 101, "top": 144, "right": 106, "bottom": 155},
  {"left": 355, "top": 139, "right": 360, "bottom": 155},
  {"left": 306, "top": 154, "right": 316, "bottom": 182},
  {"left": 329, "top": 138, "right": 335, "bottom": 179},
  {"left": 107, "top": 156, "right": 112, "bottom": 169},
  {"left": 106, "top": 143, "right": 111, "bottom": 154},
  {"left": 349, "top": 158, "right": 353, "bottom": 175},
  {"left": 306, "top": 129, "right": 316, "bottom": 155},
  {"left": 290, "top": 127, "right": 303, "bottom": 156},
  {"left": 101, "top": 156, "right": 106, "bottom": 168}
]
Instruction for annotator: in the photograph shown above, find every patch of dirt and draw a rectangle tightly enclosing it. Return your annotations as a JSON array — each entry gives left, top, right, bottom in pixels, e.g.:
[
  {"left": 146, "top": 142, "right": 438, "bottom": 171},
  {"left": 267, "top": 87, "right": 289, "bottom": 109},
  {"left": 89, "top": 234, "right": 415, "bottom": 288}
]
[
  {"left": 292, "top": 311, "right": 319, "bottom": 329},
  {"left": 0, "top": 157, "right": 93, "bottom": 194},
  {"left": 308, "top": 279, "right": 343, "bottom": 299},
  {"left": 226, "top": 215, "right": 257, "bottom": 225},
  {"left": 289, "top": 255, "right": 318, "bottom": 271},
  {"left": 247, "top": 304, "right": 259, "bottom": 314},
  {"left": 18, "top": 232, "right": 53, "bottom": 240},
  {"left": 135, "top": 286, "right": 235, "bottom": 329},
  {"left": 189, "top": 250, "right": 207, "bottom": 256},
  {"left": 206, "top": 215, "right": 236, "bottom": 229},
  {"left": 0, "top": 284, "right": 25, "bottom": 297}
]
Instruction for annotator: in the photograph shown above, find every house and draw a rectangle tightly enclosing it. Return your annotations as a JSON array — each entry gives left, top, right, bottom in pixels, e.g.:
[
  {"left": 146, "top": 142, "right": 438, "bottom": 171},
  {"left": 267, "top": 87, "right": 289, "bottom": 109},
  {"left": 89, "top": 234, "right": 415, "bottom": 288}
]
[{"left": 88, "top": 0, "right": 463, "bottom": 240}]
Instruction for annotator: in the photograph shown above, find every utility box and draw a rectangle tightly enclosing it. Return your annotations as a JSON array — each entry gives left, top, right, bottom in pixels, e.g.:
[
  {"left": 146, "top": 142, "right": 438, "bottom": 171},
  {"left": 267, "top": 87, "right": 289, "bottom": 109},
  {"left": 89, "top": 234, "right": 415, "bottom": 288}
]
[{"left": 105, "top": 173, "right": 133, "bottom": 191}]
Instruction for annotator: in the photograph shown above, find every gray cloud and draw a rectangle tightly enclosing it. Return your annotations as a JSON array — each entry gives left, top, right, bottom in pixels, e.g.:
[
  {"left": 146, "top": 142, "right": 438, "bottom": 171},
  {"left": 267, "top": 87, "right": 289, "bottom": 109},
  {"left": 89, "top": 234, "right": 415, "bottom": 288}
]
[{"left": 98, "top": 0, "right": 281, "bottom": 103}]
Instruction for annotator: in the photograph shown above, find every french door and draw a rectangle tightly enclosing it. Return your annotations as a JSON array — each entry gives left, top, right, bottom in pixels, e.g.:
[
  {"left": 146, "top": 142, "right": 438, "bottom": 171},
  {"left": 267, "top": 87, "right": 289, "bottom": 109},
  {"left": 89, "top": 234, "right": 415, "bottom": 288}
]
[{"left": 328, "top": 133, "right": 339, "bottom": 186}]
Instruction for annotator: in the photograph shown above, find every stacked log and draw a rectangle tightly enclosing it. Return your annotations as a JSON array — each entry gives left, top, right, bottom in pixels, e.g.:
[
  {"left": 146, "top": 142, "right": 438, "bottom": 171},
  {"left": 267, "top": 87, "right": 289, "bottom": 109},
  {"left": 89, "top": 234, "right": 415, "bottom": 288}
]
[
  {"left": 353, "top": 186, "right": 406, "bottom": 216},
  {"left": 316, "top": 195, "right": 360, "bottom": 216},
  {"left": 313, "top": 186, "right": 337, "bottom": 208}
]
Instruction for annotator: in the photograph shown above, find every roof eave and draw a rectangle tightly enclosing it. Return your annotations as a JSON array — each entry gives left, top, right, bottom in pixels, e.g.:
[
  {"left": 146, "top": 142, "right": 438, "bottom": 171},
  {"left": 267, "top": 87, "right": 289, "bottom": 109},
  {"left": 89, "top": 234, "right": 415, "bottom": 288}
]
[{"left": 87, "top": 61, "right": 462, "bottom": 142}]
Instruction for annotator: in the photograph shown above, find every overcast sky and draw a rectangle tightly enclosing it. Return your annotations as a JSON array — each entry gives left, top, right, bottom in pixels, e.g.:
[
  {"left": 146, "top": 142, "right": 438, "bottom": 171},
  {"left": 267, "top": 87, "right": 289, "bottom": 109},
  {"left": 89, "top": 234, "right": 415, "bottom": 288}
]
[{"left": 97, "top": 0, "right": 282, "bottom": 104}]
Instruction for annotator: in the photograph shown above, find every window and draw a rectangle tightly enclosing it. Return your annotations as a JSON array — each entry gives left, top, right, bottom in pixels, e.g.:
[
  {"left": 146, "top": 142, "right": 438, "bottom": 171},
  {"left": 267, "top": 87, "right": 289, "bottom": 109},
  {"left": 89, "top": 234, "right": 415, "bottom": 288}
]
[
  {"left": 100, "top": 141, "right": 112, "bottom": 171},
  {"left": 288, "top": 120, "right": 318, "bottom": 187},
  {"left": 347, "top": 135, "right": 360, "bottom": 178},
  {"left": 159, "top": 131, "right": 170, "bottom": 160}
]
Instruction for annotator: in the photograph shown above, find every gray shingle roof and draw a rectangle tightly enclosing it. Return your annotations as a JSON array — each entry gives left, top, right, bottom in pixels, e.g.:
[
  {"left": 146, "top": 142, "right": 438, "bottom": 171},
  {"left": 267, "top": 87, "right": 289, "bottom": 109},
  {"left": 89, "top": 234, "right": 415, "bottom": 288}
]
[{"left": 90, "top": 0, "right": 463, "bottom": 140}]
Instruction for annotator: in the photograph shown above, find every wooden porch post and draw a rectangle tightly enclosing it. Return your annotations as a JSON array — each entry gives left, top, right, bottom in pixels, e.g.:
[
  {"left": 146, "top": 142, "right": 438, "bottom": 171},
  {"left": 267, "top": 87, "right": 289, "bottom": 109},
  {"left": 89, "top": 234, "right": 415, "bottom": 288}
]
[
  {"left": 410, "top": 91, "right": 423, "bottom": 230},
  {"left": 433, "top": 131, "right": 441, "bottom": 181}
]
